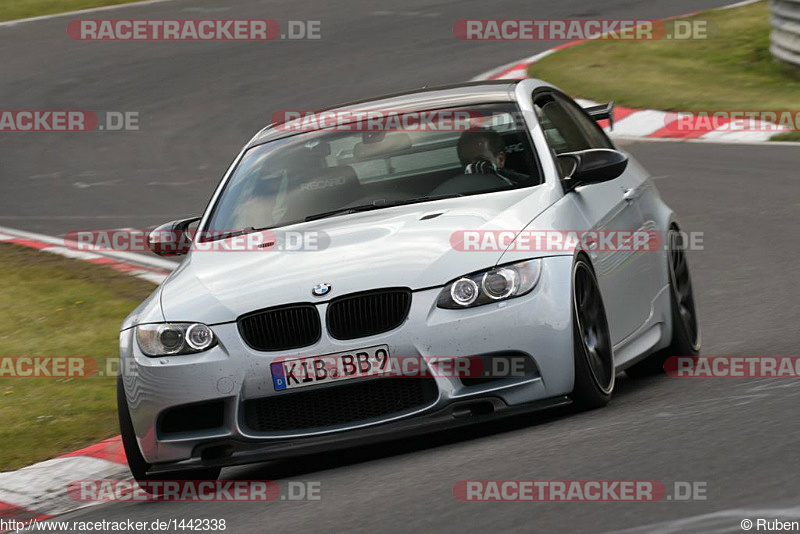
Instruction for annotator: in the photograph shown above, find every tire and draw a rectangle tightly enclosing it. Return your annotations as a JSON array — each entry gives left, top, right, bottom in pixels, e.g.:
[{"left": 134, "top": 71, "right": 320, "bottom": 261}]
[
  {"left": 117, "top": 376, "right": 221, "bottom": 489},
  {"left": 626, "top": 228, "right": 700, "bottom": 378},
  {"left": 570, "top": 256, "right": 615, "bottom": 410}
]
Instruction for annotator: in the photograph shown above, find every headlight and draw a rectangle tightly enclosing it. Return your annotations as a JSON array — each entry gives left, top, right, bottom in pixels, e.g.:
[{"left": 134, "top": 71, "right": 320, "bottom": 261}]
[
  {"left": 135, "top": 323, "right": 217, "bottom": 357},
  {"left": 451, "top": 278, "right": 480, "bottom": 306},
  {"left": 437, "top": 259, "right": 542, "bottom": 309}
]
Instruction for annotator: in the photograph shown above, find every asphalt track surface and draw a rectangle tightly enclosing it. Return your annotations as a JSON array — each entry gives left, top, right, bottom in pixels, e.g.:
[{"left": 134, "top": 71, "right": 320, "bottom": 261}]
[{"left": 2, "top": 0, "right": 798, "bottom": 532}]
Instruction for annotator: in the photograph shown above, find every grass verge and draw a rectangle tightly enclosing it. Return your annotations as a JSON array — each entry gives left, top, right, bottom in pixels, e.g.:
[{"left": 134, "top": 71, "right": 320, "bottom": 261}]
[
  {"left": 0, "top": 0, "right": 146, "bottom": 22},
  {"left": 528, "top": 0, "right": 800, "bottom": 141},
  {"left": 0, "top": 244, "right": 155, "bottom": 471},
  {"left": 770, "top": 131, "right": 800, "bottom": 142}
]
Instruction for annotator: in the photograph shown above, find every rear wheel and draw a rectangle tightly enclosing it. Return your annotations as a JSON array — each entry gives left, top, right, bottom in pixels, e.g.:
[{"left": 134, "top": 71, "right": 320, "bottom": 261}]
[
  {"left": 117, "top": 376, "right": 221, "bottom": 490},
  {"left": 626, "top": 229, "right": 700, "bottom": 377},
  {"left": 570, "top": 257, "right": 615, "bottom": 409}
]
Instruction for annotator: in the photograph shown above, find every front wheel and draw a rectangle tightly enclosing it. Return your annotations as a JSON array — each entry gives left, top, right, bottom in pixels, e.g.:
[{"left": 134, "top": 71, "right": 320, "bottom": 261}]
[
  {"left": 570, "top": 256, "right": 615, "bottom": 410},
  {"left": 626, "top": 229, "right": 700, "bottom": 377},
  {"left": 117, "top": 376, "right": 221, "bottom": 490}
]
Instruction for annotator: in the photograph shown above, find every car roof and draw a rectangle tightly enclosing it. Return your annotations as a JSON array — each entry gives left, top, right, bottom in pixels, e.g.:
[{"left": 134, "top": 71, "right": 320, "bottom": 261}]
[{"left": 247, "top": 80, "right": 528, "bottom": 147}]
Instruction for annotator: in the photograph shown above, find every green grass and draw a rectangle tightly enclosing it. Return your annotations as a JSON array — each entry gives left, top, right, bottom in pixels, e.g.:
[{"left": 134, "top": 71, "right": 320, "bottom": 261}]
[
  {"left": 771, "top": 131, "right": 800, "bottom": 142},
  {"left": 0, "top": 244, "right": 156, "bottom": 471},
  {"left": 528, "top": 0, "right": 800, "bottom": 140},
  {"left": 0, "top": 0, "right": 145, "bottom": 22}
]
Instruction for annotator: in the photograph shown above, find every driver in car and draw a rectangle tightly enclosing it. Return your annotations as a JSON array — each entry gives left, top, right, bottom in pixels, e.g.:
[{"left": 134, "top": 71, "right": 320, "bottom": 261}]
[{"left": 456, "top": 130, "right": 531, "bottom": 186}]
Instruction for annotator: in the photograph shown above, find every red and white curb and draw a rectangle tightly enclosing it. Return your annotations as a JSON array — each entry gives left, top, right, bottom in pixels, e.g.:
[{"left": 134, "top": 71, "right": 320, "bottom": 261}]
[
  {"left": 471, "top": 0, "right": 789, "bottom": 143},
  {"left": 0, "top": 225, "right": 176, "bottom": 285},
  {"left": 0, "top": 437, "right": 127, "bottom": 530}
]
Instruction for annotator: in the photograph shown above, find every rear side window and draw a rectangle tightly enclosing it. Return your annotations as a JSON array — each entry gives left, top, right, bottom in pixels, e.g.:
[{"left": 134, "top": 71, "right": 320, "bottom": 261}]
[
  {"left": 533, "top": 92, "right": 613, "bottom": 155},
  {"left": 556, "top": 95, "right": 614, "bottom": 150},
  {"left": 534, "top": 95, "right": 589, "bottom": 155}
]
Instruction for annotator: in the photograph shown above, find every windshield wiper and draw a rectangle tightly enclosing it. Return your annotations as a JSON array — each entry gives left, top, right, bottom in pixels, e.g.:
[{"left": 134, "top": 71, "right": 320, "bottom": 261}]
[
  {"left": 198, "top": 227, "right": 256, "bottom": 243},
  {"left": 200, "top": 219, "right": 311, "bottom": 242},
  {"left": 304, "top": 194, "right": 463, "bottom": 222}
]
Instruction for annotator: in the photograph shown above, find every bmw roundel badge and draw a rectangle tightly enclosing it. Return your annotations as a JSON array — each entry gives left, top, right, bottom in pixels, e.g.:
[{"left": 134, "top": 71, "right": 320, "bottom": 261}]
[{"left": 311, "top": 283, "right": 331, "bottom": 297}]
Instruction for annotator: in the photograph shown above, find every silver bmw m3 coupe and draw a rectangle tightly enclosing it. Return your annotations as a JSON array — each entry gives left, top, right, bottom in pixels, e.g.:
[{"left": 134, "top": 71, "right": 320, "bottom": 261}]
[{"left": 118, "top": 79, "right": 700, "bottom": 483}]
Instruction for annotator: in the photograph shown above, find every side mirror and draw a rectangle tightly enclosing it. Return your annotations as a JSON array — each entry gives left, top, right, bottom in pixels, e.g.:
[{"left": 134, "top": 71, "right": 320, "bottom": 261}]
[
  {"left": 558, "top": 149, "right": 628, "bottom": 193},
  {"left": 148, "top": 217, "right": 200, "bottom": 257}
]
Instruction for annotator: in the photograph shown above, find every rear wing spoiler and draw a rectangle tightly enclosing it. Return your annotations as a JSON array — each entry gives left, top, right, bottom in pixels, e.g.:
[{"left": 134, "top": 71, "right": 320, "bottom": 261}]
[{"left": 584, "top": 101, "right": 615, "bottom": 131}]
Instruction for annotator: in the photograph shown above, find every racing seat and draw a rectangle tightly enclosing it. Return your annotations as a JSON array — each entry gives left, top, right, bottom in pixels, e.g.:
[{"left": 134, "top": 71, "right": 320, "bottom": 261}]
[{"left": 284, "top": 165, "right": 363, "bottom": 220}]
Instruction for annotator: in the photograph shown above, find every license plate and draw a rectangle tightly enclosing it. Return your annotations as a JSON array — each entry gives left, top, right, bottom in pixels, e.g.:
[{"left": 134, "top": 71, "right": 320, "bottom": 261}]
[{"left": 271, "top": 345, "right": 390, "bottom": 391}]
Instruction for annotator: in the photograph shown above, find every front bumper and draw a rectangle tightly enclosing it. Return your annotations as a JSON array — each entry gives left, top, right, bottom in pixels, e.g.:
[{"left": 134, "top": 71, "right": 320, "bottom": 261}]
[
  {"left": 148, "top": 395, "right": 571, "bottom": 473},
  {"left": 120, "top": 255, "right": 576, "bottom": 469}
]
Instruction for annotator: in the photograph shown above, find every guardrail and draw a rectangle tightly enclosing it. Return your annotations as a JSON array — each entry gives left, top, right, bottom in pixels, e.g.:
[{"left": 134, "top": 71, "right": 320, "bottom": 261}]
[{"left": 771, "top": 0, "right": 800, "bottom": 67}]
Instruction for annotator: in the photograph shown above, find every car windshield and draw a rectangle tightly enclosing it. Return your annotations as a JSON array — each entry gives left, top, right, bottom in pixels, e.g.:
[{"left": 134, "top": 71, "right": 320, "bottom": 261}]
[{"left": 205, "top": 103, "right": 542, "bottom": 233}]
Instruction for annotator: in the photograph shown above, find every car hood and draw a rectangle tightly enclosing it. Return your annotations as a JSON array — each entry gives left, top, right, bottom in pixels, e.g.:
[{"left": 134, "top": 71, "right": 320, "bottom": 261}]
[{"left": 160, "top": 187, "right": 558, "bottom": 324}]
